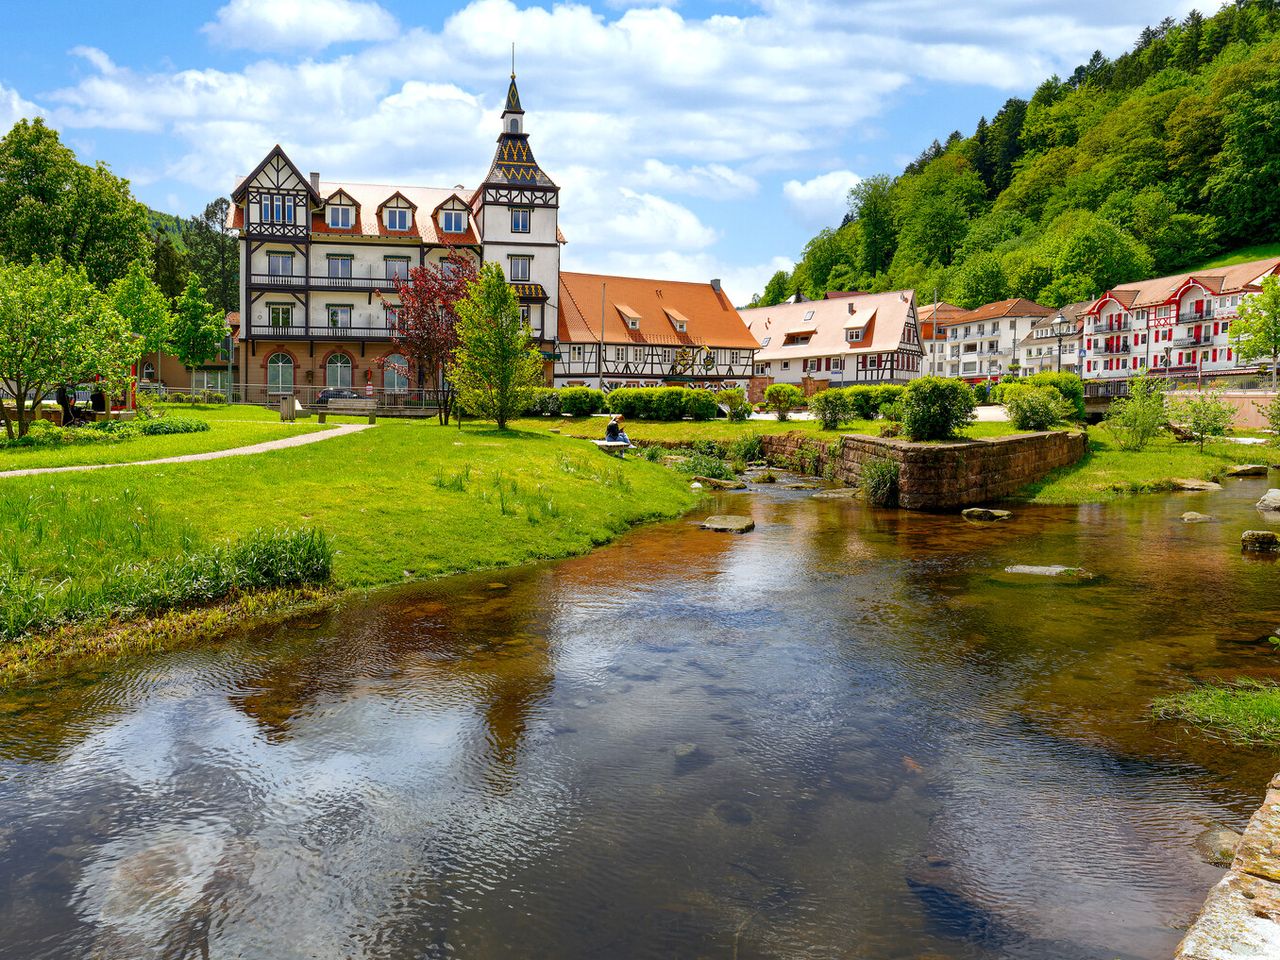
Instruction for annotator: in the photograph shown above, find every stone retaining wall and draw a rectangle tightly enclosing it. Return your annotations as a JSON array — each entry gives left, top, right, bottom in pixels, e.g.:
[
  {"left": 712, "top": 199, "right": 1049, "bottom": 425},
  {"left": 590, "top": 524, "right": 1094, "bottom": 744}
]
[
  {"left": 1175, "top": 771, "right": 1280, "bottom": 959},
  {"left": 759, "top": 429, "right": 1088, "bottom": 510}
]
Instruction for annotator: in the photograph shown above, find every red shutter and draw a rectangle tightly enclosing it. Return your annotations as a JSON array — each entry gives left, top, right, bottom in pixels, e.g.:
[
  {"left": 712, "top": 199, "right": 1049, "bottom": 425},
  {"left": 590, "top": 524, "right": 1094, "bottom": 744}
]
[{"left": 1212, "top": 349, "right": 1218, "bottom": 362}]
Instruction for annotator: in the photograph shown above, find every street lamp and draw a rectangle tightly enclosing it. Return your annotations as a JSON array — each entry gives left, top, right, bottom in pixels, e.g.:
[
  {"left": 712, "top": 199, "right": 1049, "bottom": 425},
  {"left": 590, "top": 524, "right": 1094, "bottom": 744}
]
[{"left": 1054, "top": 311, "right": 1066, "bottom": 373}]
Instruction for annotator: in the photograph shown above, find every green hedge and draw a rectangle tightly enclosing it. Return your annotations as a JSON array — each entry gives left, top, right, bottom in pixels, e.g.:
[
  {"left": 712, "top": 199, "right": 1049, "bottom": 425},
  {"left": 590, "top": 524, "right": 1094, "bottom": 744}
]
[
  {"left": 605, "top": 387, "right": 718, "bottom": 421},
  {"left": 806, "top": 385, "right": 906, "bottom": 428}
]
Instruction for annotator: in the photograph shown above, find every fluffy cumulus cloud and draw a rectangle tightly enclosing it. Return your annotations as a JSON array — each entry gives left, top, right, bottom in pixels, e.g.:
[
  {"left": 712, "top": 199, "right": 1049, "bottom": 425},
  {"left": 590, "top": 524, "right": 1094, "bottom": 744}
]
[
  {"left": 21, "top": 0, "right": 1204, "bottom": 299},
  {"left": 783, "top": 170, "right": 862, "bottom": 227},
  {"left": 202, "top": 0, "right": 399, "bottom": 51},
  {"left": 0, "top": 83, "right": 40, "bottom": 130}
]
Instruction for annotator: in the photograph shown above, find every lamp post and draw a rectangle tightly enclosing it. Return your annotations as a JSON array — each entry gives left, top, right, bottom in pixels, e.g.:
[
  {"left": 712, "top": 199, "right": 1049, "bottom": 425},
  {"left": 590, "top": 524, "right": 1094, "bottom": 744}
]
[{"left": 1054, "top": 311, "right": 1065, "bottom": 373}]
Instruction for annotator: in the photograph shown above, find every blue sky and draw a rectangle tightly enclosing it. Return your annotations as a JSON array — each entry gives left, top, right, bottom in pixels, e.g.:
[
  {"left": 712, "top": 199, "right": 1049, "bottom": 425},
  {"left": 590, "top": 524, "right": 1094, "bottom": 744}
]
[{"left": 1, "top": 0, "right": 1201, "bottom": 300}]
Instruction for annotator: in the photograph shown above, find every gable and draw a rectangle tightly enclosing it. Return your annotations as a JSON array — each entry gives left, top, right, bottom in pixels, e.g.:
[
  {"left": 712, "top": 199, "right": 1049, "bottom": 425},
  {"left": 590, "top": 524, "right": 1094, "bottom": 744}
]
[{"left": 231, "top": 146, "right": 321, "bottom": 204}]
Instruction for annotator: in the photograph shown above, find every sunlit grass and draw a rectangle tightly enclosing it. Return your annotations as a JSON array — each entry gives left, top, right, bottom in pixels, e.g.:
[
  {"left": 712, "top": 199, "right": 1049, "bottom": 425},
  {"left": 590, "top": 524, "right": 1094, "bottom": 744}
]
[{"left": 1153, "top": 679, "right": 1280, "bottom": 745}]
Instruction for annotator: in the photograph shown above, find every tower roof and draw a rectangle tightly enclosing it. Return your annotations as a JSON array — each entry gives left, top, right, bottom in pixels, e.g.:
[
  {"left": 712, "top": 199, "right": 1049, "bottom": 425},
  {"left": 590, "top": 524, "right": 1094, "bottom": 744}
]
[
  {"left": 504, "top": 75, "right": 523, "bottom": 114},
  {"left": 483, "top": 75, "right": 555, "bottom": 190}
]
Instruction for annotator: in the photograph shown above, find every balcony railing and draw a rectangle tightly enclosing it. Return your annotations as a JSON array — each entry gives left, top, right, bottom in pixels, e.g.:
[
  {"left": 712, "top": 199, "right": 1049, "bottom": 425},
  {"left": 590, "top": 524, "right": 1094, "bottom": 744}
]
[
  {"left": 1170, "top": 333, "right": 1214, "bottom": 348},
  {"left": 249, "top": 271, "right": 411, "bottom": 291},
  {"left": 1177, "top": 310, "right": 1211, "bottom": 323},
  {"left": 1091, "top": 342, "right": 1131, "bottom": 356},
  {"left": 1089, "top": 319, "right": 1131, "bottom": 333},
  {"left": 246, "top": 322, "right": 395, "bottom": 339}
]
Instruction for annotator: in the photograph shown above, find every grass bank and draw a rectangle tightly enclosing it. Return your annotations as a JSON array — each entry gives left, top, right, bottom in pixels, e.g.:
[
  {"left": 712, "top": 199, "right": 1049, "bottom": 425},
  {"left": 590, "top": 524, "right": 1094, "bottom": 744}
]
[
  {"left": 1153, "top": 679, "right": 1280, "bottom": 745},
  {"left": 0, "top": 404, "right": 332, "bottom": 472},
  {"left": 1016, "top": 431, "right": 1275, "bottom": 504},
  {"left": 511, "top": 415, "right": 1027, "bottom": 443},
  {"left": 0, "top": 420, "right": 699, "bottom": 682}
]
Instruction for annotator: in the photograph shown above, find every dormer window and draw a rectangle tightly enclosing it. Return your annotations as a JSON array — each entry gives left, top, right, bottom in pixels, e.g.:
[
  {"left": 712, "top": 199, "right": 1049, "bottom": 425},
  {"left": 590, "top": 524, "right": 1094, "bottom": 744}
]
[
  {"left": 803, "top": 310, "right": 814, "bottom": 321},
  {"left": 441, "top": 210, "right": 466, "bottom": 233},
  {"left": 627, "top": 318, "right": 640, "bottom": 330},
  {"left": 328, "top": 205, "right": 352, "bottom": 228},
  {"left": 386, "top": 209, "right": 410, "bottom": 231},
  {"left": 847, "top": 329, "right": 863, "bottom": 343}
]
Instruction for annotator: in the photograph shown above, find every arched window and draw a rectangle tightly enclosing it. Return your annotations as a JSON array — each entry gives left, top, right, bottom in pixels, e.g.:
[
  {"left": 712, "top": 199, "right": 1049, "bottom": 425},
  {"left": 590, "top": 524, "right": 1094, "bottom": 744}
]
[
  {"left": 141, "top": 361, "right": 155, "bottom": 381},
  {"left": 508, "top": 118, "right": 519, "bottom": 133},
  {"left": 267, "top": 353, "right": 294, "bottom": 394},
  {"left": 326, "top": 353, "right": 352, "bottom": 387},
  {"left": 383, "top": 354, "right": 408, "bottom": 392}
]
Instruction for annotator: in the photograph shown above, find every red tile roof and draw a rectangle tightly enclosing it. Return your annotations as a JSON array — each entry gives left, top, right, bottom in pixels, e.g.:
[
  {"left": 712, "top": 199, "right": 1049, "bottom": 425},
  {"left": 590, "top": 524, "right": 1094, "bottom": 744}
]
[
  {"left": 943, "top": 298, "right": 1053, "bottom": 326},
  {"left": 558, "top": 272, "right": 759, "bottom": 349},
  {"left": 1089, "top": 257, "right": 1280, "bottom": 314}
]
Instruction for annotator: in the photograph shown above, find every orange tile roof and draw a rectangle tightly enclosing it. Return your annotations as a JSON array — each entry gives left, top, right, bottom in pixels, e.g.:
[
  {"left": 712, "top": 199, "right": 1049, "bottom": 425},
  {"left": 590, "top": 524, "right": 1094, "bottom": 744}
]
[
  {"left": 943, "top": 298, "right": 1053, "bottom": 326},
  {"left": 917, "top": 301, "right": 965, "bottom": 340},
  {"left": 558, "top": 272, "right": 759, "bottom": 349},
  {"left": 1089, "top": 256, "right": 1280, "bottom": 314},
  {"left": 742, "top": 289, "right": 919, "bottom": 360}
]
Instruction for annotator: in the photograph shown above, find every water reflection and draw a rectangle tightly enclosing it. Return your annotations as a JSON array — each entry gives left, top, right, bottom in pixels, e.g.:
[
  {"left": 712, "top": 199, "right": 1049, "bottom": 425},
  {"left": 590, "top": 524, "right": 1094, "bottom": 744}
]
[{"left": 0, "top": 476, "right": 1278, "bottom": 958}]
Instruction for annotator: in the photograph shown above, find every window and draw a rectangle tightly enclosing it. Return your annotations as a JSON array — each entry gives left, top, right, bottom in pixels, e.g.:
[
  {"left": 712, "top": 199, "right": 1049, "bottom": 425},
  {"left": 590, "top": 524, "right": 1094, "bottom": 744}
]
[
  {"left": 760, "top": 336, "right": 770, "bottom": 348},
  {"left": 384, "top": 305, "right": 399, "bottom": 331},
  {"left": 327, "top": 205, "right": 352, "bottom": 228},
  {"left": 613, "top": 346, "right": 625, "bottom": 362},
  {"left": 326, "top": 354, "right": 352, "bottom": 387},
  {"left": 384, "top": 257, "right": 410, "bottom": 280},
  {"left": 730, "top": 351, "right": 741, "bottom": 365},
  {"left": 384, "top": 354, "right": 408, "bottom": 392},
  {"left": 509, "top": 118, "right": 519, "bottom": 133},
  {"left": 141, "top": 361, "right": 155, "bottom": 380},
  {"left": 509, "top": 256, "right": 531, "bottom": 282},
  {"left": 268, "top": 303, "right": 293, "bottom": 328},
  {"left": 267, "top": 252, "right": 293, "bottom": 276},
  {"left": 754, "top": 363, "right": 768, "bottom": 376},
  {"left": 267, "top": 353, "right": 294, "bottom": 394},
  {"left": 511, "top": 208, "right": 531, "bottom": 233},
  {"left": 192, "top": 370, "right": 230, "bottom": 394},
  {"left": 831, "top": 358, "right": 844, "bottom": 371},
  {"left": 327, "top": 305, "right": 352, "bottom": 329},
  {"left": 519, "top": 304, "right": 531, "bottom": 323},
  {"left": 662, "top": 348, "right": 673, "bottom": 363},
  {"left": 327, "top": 255, "right": 352, "bottom": 280},
  {"left": 803, "top": 310, "right": 814, "bottom": 321},
  {"left": 385, "top": 208, "right": 410, "bottom": 231},
  {"left": 631, "top": 347, "right": 644, "bottom": 362},
  {"left": 781, "top": 361, "right": 790, "bottom": 371},
  {"left": 804, "top": 359, "right": 819, "bottom": 372},
  {"left": 570, "top": 344, "right": 584, "bottom": 362},
  {"left": 992, "top": 321, "right": 1000, "bottom": 333},
  {"left": 261, "top": 194, "right": 295, "bottom": 224},
  {"left": 626, "top": 318, "right": 639, "bottom": 330},
  {"left": 441, "top": 210, "right": 466, "bottom": 233},
  {"left": 847, "top": 329, "right": 863, "bottom": 343}
]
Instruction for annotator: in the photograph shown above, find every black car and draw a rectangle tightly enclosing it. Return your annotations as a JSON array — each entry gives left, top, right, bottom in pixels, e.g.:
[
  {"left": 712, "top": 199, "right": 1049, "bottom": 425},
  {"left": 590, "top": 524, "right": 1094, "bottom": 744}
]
[{"left": 316, "top": 388, "right": 360, "bottom": 405}]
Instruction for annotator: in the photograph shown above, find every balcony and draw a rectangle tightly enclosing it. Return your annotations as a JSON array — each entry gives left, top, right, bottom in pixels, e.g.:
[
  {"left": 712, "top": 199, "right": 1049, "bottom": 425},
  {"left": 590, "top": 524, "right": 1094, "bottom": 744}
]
[
  {"left": 1177, "top": 310, "right": 1211, "bottom": 323},
  {"left": 1089, "top": 318, "right": 1131, "bottom": 333},
  {"left": 249, "top": 270, "right": 412, "bottom": 292},
  {"left": 245, "top": 321, "right": 395, "bottom": 340},
  {"left": 1091, "top": 341, "right": 1131, "bottom": 356},
  {"left": 1170, "top": 333, "right": 1214, "bottom": 348}
]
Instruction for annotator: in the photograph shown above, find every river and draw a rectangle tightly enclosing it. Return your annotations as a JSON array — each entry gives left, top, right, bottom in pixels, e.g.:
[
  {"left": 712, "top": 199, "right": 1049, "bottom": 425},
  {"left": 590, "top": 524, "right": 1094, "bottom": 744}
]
[{"left": 1, "top": 476, "right": 1278, "bottom": 959}]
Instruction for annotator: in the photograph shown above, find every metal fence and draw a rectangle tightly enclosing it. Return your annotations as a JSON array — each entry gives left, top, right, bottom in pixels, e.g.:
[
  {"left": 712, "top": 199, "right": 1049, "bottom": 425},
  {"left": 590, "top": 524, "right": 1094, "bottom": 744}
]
[{"left": 148, "top": 382, "right": 451, "bottom": 414}]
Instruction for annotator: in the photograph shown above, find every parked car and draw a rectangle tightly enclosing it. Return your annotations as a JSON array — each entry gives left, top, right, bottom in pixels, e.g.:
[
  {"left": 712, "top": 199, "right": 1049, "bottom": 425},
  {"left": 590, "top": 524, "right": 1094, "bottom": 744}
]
[{"left": 316, "top": 388, "right": 360, "bottom": 405}]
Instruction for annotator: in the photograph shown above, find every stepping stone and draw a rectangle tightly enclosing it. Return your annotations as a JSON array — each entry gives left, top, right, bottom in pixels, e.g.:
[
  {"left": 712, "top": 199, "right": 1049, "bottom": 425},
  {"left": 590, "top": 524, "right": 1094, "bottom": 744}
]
[
  {"left": 1242, "top": 530, "right": 1280, "bottom": 553},
  {"left": 1004, "top": 564, "right": 1093, "bottom": 579},
  {"left": 1258, "top": 489, "right": 1280, "bottom": 512},
  {"left": 782, "top": 482, "right": 820, "bottom": 490},
  {"left": 691, "top": 475, "right": 747, "bottom": 490},
  {"left": 812, "top": 488, "right": 861, "bottom": 500},
  {"left": 700, "top": 515, "right": 755, "bottom": 534},
  {"left": 962, "top": 507, "right": 1012, "bottom": 522},
  {"left": 1225, "top": 464, "right": 1270, "bottom": 477},
  {"left": 1181, "top": 512, "right": 1215, "bottom": 523},
  {"left": 1171, "top": 478, "right": 1223, "bottom": 492}
]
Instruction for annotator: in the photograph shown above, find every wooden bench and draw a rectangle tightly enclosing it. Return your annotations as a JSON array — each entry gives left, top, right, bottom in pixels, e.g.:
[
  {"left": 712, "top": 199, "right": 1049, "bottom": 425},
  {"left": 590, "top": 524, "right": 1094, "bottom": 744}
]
[
  {"left": 592, "top": 440, "right": 632, "bottom": 458},
  {"left": 318, "top": 398, "right": 377, "bottom": 424}
]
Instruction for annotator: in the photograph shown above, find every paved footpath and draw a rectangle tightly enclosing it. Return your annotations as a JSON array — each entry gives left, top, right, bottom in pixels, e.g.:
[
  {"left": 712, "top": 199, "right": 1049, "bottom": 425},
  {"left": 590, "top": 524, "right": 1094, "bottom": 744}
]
[{"left": 0, "top": 423, "right": 373, "bottom": 479}]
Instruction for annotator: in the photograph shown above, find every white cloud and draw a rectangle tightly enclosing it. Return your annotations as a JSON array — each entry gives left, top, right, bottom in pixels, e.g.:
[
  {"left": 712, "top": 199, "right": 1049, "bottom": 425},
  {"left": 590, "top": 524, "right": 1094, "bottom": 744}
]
[
  {"left": 0, "top": 83, "right": 41, "bottom": 130},
  {"left": 633, "top": 159, "right": 757, "bottom": 199},
  {"left": 783, "top": 170, "right": 862, "bottom": 227},
  {"left": 202, "top": 0, "right": 398, "bottom": 51}
]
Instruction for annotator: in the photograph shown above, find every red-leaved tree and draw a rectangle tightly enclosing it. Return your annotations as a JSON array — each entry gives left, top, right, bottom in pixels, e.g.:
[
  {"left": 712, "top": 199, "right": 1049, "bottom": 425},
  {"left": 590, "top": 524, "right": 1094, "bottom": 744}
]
[{"left": 377, "top": 249, "right": 478, "bottom": 425}]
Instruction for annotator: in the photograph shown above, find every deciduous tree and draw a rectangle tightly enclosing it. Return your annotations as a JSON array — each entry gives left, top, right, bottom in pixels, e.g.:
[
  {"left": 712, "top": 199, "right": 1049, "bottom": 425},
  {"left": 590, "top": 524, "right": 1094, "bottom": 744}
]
[
  {"left": 1234, "top": 273, "right": 1280, "bottom": 388},
  {"left": 170, "top": 273, "right": 228, "bottom": 371},
  {"left": 448, "top": 262, "right": 544, "bottom": 429},
  {"left": 0, "top": 260, "right": 138, "bottom": 438},
  {"left": 110, "top": 261, "right": 172, "bottom": 383}
]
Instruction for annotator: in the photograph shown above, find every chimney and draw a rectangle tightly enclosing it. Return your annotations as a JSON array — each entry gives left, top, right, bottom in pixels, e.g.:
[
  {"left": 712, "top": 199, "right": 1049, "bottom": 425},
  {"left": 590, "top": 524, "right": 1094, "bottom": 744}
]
[
  {"left": 848, "top": 303, "right": 856, "bottom": 315},
  {"left": 309, "top": 171, "right": 320, "bottom": 192},
  {"left": 710, "top": 278, "right": 721, "bottom": 292}
]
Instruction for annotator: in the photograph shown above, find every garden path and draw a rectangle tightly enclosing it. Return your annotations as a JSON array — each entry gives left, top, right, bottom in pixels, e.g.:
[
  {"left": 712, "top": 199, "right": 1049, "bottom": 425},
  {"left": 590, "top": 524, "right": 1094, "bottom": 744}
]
[{"left": 0, "top": 423, "right": 373, "bottom": 479}]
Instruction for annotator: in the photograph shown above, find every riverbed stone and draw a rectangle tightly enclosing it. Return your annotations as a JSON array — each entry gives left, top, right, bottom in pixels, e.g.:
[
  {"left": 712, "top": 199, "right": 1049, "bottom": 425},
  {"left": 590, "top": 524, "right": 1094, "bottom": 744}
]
[
  {"left": 1171, "top": 478, "right": 1224, "bottom": 492},
  {"left": 1195, "top": 826, "right": 1244, "bottom": 866},
  {"left": 962, "top": 507, "right": 1012, "bottom": 522},
  {"left": 1003, "top": 564, "right": 1093, "bottom": 579},
  {"left": 1226, "top": 464, "right": 1270, "bottom": 477},
  {"left": 691, "top": 475, "right": 748, "bottom": 490},
  {"left": 700, "top": 515, "right": 755, "bottom": 533},
  {"left": 1242, "top": 531, "right": 1280, "bottom": 553},
  {"left": 1257, "top": 489, "right": 1280, "bottom": 514},
  {"left": 811, "top": 487, "right": 861, "bottom": 500},
  {"left": 782, "top": 482, "right": 820, "bottom": 490},
  {"left": 1182, "top": 511, "right": 1216, "bottom": 523}
]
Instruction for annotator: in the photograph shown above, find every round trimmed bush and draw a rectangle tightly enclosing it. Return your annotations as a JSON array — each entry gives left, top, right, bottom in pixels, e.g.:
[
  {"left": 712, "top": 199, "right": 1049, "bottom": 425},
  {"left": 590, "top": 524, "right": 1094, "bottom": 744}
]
[
  {"left": 764, "top": 383, "right": 803, "bottom": 421},
  {"left": 900, "top": 377, "right": 976, "bottom": 441}
]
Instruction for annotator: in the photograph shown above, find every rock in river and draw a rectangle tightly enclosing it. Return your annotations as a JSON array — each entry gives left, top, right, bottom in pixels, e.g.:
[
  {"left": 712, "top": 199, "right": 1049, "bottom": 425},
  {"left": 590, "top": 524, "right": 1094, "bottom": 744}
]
[
  {"left": 700, "top": 515, "right": 755, "bottom": 533},
  {"left": 1242, "top": 530, "right": 1280, "bottom": 553},
  {"left": 1181, "top": 512, "right": 1215, "bottom": 523},
  {"left": 1195, "top": 825, "right": 1243, "bottom": 867},
  {"left": 691, "top": 475, "right": 748, "bottom": 490},
  {"left": 1225, "top": 464, "right": 1270, "bottom": 477},
  {"left": 1171, "top": 478, "right": 1224, "bottom": 492},
  {"left": 1257, "top": 489, "right": 1280, "bottom": 513},
  {"left": 1004, "top": 564, "right": 1093, "bottom": 579},
  {"left": 962, "top": 507, "right": 1012, "bottom": 522},
  {"left": 812, "top": 487, "right": 861, "bottom": 500}
]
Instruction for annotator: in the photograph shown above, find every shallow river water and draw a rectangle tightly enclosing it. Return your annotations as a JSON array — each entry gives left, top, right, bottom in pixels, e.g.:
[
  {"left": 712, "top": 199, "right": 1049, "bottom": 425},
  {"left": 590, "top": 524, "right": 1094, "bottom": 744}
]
[{"left": 2, "top": 476, "right": 1279, "bottom": 959}]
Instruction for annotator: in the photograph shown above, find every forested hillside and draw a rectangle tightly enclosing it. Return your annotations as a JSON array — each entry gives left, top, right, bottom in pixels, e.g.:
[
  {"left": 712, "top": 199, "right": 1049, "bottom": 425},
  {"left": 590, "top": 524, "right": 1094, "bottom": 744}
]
[{"left": 754, "top": 0, "right": 1280, "bottom": 310}]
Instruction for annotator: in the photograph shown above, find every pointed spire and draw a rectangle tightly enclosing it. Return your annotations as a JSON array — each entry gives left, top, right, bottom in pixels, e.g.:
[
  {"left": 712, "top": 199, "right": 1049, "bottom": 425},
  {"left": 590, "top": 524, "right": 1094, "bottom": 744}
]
[{"left": 505, "top": 75, "right": 523, "bottom": 115}]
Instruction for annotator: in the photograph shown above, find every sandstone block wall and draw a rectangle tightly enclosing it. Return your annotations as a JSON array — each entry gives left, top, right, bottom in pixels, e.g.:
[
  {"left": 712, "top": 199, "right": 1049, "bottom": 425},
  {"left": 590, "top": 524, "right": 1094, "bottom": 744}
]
[{"left": 760, "top": 429, "right": 1087, "bottom": 510}]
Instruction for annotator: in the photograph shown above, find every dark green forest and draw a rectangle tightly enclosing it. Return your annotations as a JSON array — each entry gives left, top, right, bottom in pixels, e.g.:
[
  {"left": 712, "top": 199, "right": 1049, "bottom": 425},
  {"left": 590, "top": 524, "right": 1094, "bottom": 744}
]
[{"left": 753, "top": 0, "right": 1280, "bottom": 310}]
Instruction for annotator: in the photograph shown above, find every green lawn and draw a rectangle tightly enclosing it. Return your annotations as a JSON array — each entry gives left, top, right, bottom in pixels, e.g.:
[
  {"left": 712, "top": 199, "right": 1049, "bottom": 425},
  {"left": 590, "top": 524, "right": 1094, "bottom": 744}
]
[
  {"left": 512, "top": 415, "right": 1027, "bottom": 443},
  {"left": 0, "top": 419, "right": 699, "bottom": 589},
  {"left": 1153, "top": 679, "right": 1280, "bottom": 745},
  {"left": 0, "top": 405, "right": 333, "bottom": 472},
  {"left": 1016, "top": 430, "right": 1273, "bottom": 504},
  {"left": 1177, "top": 241, "right": 1280, "bottom": 273}
]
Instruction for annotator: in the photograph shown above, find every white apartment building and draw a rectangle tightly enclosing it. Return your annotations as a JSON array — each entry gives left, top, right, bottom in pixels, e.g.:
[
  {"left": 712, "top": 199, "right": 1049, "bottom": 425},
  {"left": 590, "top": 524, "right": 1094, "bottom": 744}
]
[
  {"left": 939, "top": 298, "right": 1053, "bottom": 382},
  {"left": 1082, "top": 257, "right": 1280, "bottom": 384},
  {"left": 1018, "top": 302, "right": 1087, "bottom": 376}
]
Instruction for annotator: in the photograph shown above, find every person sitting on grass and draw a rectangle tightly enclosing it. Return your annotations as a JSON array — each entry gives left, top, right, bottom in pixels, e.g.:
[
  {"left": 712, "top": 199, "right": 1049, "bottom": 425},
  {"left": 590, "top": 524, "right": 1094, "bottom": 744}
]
[{"left": 605, "top": 414, "right": 630, "bottom": 445}]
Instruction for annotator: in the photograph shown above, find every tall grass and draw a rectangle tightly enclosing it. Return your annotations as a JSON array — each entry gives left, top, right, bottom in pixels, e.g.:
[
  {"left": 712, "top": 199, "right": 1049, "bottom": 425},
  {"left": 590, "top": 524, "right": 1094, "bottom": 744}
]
[
  {"left": 0, "top": 528, "right": 334, "bottom": 642},
  {"left": 1152, "top": 680, "right": 1280, "bottom": 745}
]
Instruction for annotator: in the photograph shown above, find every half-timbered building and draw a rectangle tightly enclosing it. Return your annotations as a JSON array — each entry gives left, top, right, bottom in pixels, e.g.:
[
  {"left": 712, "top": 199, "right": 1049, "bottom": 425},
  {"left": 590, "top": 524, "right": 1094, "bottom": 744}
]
[
  {"left": 555, "top": 273, "right": 759, "bottom": 390},
  {"left": 741, "top": 290, "right": 924, "bottom": 389},
  {"left": 1081, "top": 256, "right": 1280, "bottom": 385},
  {"left": 229, "top": 74, "right": 562, "bottom": 402}
]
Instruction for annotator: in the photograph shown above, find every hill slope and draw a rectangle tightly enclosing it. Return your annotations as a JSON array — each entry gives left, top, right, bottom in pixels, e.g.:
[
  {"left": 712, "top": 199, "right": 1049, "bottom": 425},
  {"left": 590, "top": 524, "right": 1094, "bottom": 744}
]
[{"left": 756, "top": 1, "right": 1280, "bottom": 310}]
